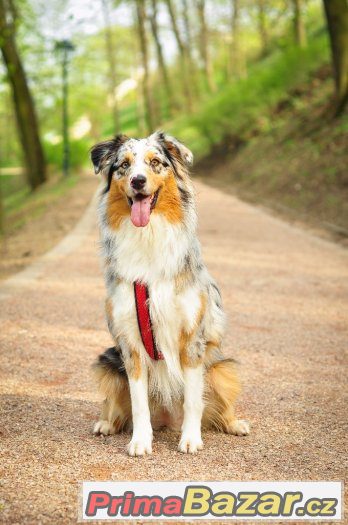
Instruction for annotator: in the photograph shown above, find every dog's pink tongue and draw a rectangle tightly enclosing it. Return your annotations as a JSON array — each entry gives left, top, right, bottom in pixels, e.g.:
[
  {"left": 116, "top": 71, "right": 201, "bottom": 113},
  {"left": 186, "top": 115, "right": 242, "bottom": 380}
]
[{"left": 131, "top": 196, "right": 152, "bottom": 227}]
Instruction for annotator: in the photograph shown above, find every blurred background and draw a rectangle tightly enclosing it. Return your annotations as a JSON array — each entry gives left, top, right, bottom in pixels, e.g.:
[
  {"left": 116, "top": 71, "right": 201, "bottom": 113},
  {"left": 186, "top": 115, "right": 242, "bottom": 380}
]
[{"left": 0, "top": 0, "right": 347, "bottom": 277}]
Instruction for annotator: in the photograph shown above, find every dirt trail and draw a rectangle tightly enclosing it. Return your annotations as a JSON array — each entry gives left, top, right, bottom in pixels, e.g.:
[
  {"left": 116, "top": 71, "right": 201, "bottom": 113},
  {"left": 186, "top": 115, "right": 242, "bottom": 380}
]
[{"left": 0, "top": 181, "right": 347, "bottom": 524}]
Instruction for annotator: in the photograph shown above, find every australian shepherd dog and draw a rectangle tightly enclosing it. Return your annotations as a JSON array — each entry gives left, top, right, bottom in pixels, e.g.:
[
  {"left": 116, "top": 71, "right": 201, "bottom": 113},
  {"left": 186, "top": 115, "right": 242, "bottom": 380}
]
[{"left": 91, "top": 131, "right": 249, "bottom": 456}]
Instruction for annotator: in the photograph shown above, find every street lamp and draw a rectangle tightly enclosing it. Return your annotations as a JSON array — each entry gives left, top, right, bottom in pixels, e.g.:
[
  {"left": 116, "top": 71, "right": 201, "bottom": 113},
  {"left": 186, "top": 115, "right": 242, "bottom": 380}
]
[{"left": 55, "top": 39, "right": 75, "bottom": 177}]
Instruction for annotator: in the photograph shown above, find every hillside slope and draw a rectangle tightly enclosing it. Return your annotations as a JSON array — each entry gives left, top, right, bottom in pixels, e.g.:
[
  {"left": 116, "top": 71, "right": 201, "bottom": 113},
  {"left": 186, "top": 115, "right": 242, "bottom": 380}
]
[
  {"left": 195, "top": 65, "right": 348, "bottom": 242},
  {"left": 167, "top": 33, "right": 347, "bottom": 242}
]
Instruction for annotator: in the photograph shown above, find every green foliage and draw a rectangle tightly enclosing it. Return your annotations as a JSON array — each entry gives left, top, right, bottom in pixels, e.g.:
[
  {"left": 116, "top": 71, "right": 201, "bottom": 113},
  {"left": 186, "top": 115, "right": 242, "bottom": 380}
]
[
  {"left": 168, "top": 32, "right": 330, "bottom": 159},
  {"left": 0, "top": 172, "right": 28, "bottom": 199},
  {"left": 0, "top": 0, "right": 332, "bottom": 174},
  {"left": 43, "top": 138, "right": 91, "bottom": 169},
  {"left": 4, "top": 172, "right": 78, "bottom": 214}
]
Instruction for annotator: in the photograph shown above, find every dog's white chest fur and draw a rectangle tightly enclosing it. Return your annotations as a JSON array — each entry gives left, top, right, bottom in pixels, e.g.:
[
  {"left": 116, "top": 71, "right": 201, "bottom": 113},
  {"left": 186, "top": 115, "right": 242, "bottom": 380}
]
[
  {"left": 104, "top": 214, "right": 202, "bottom": 406},
  {"left": 108, "top": 214, "right": 190, "bottom": 283},
  {"left": 110, "top": 278, "right": 201, "bottom": 406}
]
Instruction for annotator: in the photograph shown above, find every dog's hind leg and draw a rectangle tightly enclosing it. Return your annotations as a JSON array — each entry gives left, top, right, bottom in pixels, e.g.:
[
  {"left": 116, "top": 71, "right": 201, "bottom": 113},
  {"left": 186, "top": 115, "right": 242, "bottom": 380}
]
[
  {"left": 203, "top": 359, "right": 250, "bottom": 436},
  {"left": 93, "top": 347, "right": 131, "bottom": 436}
]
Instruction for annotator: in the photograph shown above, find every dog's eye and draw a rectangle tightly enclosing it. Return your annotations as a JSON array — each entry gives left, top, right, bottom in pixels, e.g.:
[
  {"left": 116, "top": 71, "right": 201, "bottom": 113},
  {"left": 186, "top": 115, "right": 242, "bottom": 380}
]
[
  {"left": 151, "top": 159, "right": 160, "bottom": 168},
  {"left": 121, "top": 161, "right": 130, "bottom": 170}
]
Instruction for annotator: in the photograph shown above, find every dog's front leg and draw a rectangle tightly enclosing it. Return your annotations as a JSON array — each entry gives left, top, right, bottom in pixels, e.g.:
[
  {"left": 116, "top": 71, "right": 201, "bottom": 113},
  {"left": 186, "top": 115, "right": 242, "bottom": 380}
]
[
  {"left": 178, "top": 364, "right": 204, "bottom": 453},
  {"left": 125, "top": 355, "right": 152, "bottom": 457},
  {"left": 120, "top": 340, "right": 152, "bottom": 456}
]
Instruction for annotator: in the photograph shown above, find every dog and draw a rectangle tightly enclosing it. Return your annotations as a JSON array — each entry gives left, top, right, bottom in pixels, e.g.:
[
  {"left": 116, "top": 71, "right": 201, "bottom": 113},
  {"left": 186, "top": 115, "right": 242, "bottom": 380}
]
[{"left": 91, "top": 131, "right": 249, "bottom": 456}]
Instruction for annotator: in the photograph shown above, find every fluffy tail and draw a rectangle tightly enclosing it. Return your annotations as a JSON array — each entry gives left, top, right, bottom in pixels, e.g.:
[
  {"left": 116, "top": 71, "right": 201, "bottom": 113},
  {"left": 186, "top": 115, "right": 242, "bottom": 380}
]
[
  {"left": 203, "top": 358, "right": 242, "bottom": 432},
  {"left": 93, "top": 347, "right": 131, "bottom": 434}
]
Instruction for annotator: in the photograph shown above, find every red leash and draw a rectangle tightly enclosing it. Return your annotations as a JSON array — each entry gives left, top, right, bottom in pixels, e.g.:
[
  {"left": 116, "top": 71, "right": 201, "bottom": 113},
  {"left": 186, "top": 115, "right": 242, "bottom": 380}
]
[{"left": 134, "top": 282, "right": 164, "bottom": 360}]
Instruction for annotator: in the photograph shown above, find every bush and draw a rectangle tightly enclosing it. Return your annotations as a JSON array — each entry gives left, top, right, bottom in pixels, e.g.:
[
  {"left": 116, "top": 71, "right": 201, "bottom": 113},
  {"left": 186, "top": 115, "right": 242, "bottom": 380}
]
[{"left": 44, "top": 138, "right": 91, "bottom": 170}]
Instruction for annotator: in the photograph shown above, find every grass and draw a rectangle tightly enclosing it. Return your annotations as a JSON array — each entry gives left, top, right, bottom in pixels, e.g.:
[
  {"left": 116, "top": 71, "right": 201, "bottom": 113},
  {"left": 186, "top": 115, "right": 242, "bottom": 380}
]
[
  {"left": 168, "top": 30, "right": 330, "bottom": 159},
  {"left": 164, "top": 27, "right": 347, "bottom": 237},
  {"left": 2, "top": 173, "right": 79, "bottom": 233},
  {"left": 0, "top": 172, "right": 26, "bottom": 198},
  {"left": 195, "top": 66, "right": 348, "bottom": 235}
]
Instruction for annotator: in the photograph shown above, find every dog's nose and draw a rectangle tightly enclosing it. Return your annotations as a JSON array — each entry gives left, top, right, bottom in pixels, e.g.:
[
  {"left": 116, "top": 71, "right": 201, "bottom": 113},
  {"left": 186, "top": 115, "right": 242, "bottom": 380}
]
[{"left": 131, "top": 175, "right": 146, "bottom": 190}]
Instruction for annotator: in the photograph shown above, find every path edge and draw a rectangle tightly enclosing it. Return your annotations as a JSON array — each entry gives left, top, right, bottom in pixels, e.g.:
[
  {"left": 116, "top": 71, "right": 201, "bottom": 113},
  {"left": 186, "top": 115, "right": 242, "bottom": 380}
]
[{"left": 0, "top": 189, "right": 99, "bottom": 301}]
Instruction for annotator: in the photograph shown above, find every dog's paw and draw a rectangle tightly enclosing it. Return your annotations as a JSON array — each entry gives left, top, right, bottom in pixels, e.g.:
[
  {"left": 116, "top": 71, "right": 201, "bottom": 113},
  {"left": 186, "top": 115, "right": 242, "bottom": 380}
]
[
  {"left": 127, "top": 435, "right": 152, "bottom": 456},
  {"left": 228, "top": 419, "right": 250, "bottom": 436},
  {"left": 178, "top": 433, "right": 203, "bottom": 454},
  {"left": 93, "top": 420, "right": 115, "bottom": 436}
]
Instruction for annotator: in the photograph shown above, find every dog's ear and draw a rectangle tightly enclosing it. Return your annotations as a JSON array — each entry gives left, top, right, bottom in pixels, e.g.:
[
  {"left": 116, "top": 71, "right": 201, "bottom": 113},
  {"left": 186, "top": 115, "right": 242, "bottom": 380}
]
[
  {"left": 90, "top": 134, "right": 128, "bottom": 174},
  {"left": 153, "top": 131, "right": 193, "bottom": 167}
]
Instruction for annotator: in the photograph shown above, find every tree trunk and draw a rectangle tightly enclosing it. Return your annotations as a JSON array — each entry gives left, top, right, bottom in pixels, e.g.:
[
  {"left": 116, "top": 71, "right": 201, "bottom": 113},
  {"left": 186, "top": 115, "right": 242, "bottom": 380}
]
[
  {"left": 101, "top": 0, "right": 120, "bottom": 133},
  {"left": 180, "top": 0, "right": 200, "bottom": 99},
  {"left": 323, "top": 0, "right": 348, "bottom": 115},
  {"left": 292, "top": 0, "right": 306, "bottom": 47},
  {"left": 181, "top": 0, "right": 192, "bottom": 48},
  {"left": 229, "top": 0, "right": 246, "bottom": 79},
  {"left": 257, "top": 0, "right": 269, "bottom": 57},
  {"left": 135, "top": 0, "right": 155, "bottom": 133},
  {"left": 164, "top": 0, "right": 193, "bottom": 111},
  {"left": 0, "top": 176, "right": 3, "bottom": 236},
  {"left": 230, "top": 0, "right": 240, "bottom": 77},
  {"left": 196, "top": 0, "right": 215, "bottom": 92},
  {"left": 148, "top": 0, "right": 176, "bottom": 115},
  {"left": 0, "top": 0, "right": 46, "bottom": 190}
]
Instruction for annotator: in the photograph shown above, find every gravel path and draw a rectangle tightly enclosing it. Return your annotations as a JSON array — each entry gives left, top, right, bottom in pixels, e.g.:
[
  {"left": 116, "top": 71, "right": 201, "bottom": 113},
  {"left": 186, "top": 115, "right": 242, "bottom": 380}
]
[{"left": 0, "top": 181, "right": 347, "bottom": 524}]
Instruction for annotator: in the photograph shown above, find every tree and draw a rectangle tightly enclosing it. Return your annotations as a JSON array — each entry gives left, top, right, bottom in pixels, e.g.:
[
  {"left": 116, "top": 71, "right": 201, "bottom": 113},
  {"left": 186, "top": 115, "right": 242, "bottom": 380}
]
[
  {"left": 0, "top": 0, "right": 46, "bottom": 190},
  {"left": 164, "top": 0, "right": 193, "bottom": 111},
  {"left": 101, "top": 0, "right": 120, "bottom": 133},
  {"left": 323, "top": 0, "right": 348, "bottom": 116},
  {"left": 148, "top": 0, "right": 176, "bottom": 115},
  {"left": 135, "top": 0, "right": 155, "bottom": 132},
  {"left": 292, "top": 0, "right": 306, "bottom": 47},
  {"left": 229, "top": 0, "right": 246, "bottom": 79},
  {"left": 0, "top": 178, "right": 3, "bottom": 235},
  {"left": 180, "top": 0, "right": 200, "bottom": 99},
  {"left": 195, "top": 0, "right": 215, "bottom": 92},
  {"left": 181, "top": 0, "right": 192, "bottom": 49},
  {"left": 257, "top": 0, "right": 269, "bottom": 56}
]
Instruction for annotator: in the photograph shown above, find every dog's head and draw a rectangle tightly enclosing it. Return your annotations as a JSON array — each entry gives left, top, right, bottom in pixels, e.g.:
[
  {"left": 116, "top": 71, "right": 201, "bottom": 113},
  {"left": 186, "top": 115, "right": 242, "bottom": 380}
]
[{"left": 91, "top": 132, "right": 193, "bottom": 228}]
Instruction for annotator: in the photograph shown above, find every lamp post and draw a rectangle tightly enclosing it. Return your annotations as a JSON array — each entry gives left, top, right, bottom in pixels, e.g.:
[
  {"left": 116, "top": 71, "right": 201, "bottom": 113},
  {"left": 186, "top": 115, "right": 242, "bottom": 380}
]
[{"left": 55, "top": 40, "right": 75, "bottom": 177}]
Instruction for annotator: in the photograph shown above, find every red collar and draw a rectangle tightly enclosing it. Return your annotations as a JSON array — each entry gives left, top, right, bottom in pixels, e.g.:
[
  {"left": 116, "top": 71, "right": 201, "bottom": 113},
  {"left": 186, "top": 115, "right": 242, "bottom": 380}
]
[{"left": 134, "top": 282, "right": 164, "bottom": 360}]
